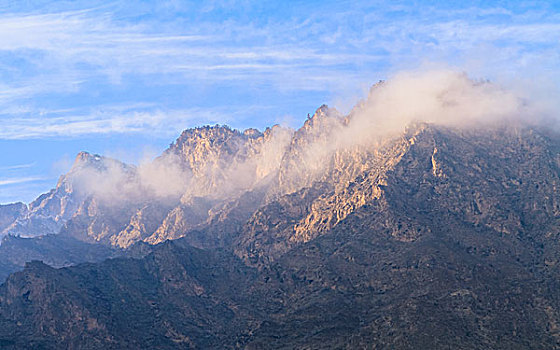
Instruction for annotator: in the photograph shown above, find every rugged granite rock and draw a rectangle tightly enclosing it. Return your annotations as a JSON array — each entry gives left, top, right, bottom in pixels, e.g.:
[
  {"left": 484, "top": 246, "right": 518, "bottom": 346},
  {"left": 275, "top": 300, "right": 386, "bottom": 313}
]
[
  {"left": 0, "top": 123, "right": 294, "bottom": 283},
  {"left": 144, "top": 124, "right": 293, "bottom": 248},
  {"left": 1, "top": 124, "right": 294, "bottom": 250},
  {"left": 234, "top": 123, "right": 560, "bottom": 267}
]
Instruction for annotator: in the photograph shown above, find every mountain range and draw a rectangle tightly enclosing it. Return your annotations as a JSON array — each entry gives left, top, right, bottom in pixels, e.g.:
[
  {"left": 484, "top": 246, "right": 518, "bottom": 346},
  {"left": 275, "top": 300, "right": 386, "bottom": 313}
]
[{"left": 0, "top": 75, "right": 559, "bottom": 348}]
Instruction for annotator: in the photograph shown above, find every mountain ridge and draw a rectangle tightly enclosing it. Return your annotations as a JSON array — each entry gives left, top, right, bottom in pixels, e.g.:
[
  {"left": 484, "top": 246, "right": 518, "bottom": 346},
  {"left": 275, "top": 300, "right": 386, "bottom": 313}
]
[{"left": 1, "top": 74, "right": 560, "bottom": 348}]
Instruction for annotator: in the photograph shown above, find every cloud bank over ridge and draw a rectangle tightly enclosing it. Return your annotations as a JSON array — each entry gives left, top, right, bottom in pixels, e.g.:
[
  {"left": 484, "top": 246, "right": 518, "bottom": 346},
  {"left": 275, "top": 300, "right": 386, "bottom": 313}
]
[{"left": 66, "top": 68, "right": 552, "bottom": 207}]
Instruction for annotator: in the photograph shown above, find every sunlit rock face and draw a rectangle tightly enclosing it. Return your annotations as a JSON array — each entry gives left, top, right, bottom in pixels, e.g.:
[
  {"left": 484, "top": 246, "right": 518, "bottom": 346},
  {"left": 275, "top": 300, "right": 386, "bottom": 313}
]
[
  {"left": 234, "top": 122, "right": 560, "bottom": 266},
  {"left": 144, "top": 124, "right": 294, "bottom": 247}
]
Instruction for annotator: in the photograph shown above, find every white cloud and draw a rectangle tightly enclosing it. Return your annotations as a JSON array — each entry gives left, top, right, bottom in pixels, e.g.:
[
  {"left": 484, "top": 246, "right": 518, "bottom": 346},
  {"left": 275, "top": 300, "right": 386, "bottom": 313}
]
[
  {"left": 0, "top": 163, "right": 35, "bottom": 170},
  {"left": 0, "top": 107, "right": 229, "bottom": 139},
  {"left": 0, "top": 176, "right": 44, "bottom": 186}
]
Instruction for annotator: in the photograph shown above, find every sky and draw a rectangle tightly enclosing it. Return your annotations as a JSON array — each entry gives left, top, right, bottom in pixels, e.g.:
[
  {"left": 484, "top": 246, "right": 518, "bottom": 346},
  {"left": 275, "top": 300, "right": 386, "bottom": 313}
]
[{"left": 0, "top": 0, "right": 559, "bottom": 204}]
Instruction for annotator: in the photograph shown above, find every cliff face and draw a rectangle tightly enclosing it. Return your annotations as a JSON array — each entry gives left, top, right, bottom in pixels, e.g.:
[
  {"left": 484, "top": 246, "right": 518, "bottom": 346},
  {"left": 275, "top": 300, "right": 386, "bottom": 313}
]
[
  {"left": 233, "top": 122, "right": 560, "bottom": 266},
  {"left": 276, "top": 105, "right": 345, "bottom": 194}
]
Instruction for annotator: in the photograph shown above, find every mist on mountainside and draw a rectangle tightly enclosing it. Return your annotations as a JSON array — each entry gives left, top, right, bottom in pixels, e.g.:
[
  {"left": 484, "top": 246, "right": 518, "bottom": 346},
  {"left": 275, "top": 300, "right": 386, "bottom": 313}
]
[{"left": 66, "top": 69, "right": 546, "bottom": 207}]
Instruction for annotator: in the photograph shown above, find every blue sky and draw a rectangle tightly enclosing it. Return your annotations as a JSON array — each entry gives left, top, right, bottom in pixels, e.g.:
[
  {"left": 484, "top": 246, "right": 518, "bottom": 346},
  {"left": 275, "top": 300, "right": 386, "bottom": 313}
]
[{"left": 0, "top": 0, "right": 559, "bottom": 203}]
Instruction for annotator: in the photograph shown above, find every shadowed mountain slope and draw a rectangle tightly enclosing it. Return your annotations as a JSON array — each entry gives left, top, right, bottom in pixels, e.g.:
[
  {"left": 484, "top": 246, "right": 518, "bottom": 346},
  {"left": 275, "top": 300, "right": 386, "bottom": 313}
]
[{"left": 0, "top": 235, "right": 120, "bottom": 283}]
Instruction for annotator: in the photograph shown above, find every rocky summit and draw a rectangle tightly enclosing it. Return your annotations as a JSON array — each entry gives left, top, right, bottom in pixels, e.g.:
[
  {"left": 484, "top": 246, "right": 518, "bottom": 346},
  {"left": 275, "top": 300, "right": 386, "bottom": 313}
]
[{"left": 1, "top": 81, "right": 560, "bottom": 348}]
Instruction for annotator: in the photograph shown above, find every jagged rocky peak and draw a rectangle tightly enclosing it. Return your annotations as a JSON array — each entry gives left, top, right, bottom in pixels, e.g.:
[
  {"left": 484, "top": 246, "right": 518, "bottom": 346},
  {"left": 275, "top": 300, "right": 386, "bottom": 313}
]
[
  {"left": 73, "top": 150, "right": 102, "bottom": 165},
  {"left": 243, "top": 127, "right": 262, "bottom": 137},
  {"left": 263, "top": 124, "right": 283, "bottom": 137},
  {"left": 165, "top": 124, "right": 291, "bottom": 197},
  {"left": 169, "top": 125, "right": 245, "bottom": 153},
  {"left": 165, "top": 125, "right": 251, "bottom": 176},
  {"left": 236, "top": 121, "right": 560, "bottom": 266},
  {"left": 137, "top": 124, "right": 295, "bottom": 248},
  {"left": 292, "top": 105, "right": 345, "bottom": 153},
  {"left": 343, "top": 80, "right": 386, "bottom": 120},
  {"left": 41, "top": 151, "right": 133, "bottom": 205},
  {"left": 301, "top": 104, "right": 343, "bottom": 130},
  {"left": 69, "top": 151, "right": 134, "bottom": 174},
  {"left": 72, "top": 151, "right": 115, "bottom": 173}
]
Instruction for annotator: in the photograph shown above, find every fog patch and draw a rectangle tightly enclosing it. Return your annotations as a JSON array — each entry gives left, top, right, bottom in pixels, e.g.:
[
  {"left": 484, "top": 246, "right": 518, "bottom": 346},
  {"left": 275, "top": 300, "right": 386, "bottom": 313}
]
[
  {"left": 69, "top": 152, "right": 189, "bottom": 205},
  {"left": 343, "top": 69, "right": 529, "bottom": 147}
]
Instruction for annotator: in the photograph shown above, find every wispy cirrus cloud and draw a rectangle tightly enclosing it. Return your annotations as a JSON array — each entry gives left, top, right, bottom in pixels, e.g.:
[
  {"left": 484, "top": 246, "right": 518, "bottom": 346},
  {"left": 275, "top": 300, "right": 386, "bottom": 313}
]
[
  {"left": 0, "top": 163, "right": 35, "bottom": 170},
  {"left": 0, "top": 176, "right": 44, "bottom": 186},
  {"left": 0, "top": 0, "right": 558, "bottom": 140},
  {"left": 0, "top": 2, "right": 553, "bottom": 91},
  {"left": 0, "top": 103, "right": 278, "bottom": 139}
]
